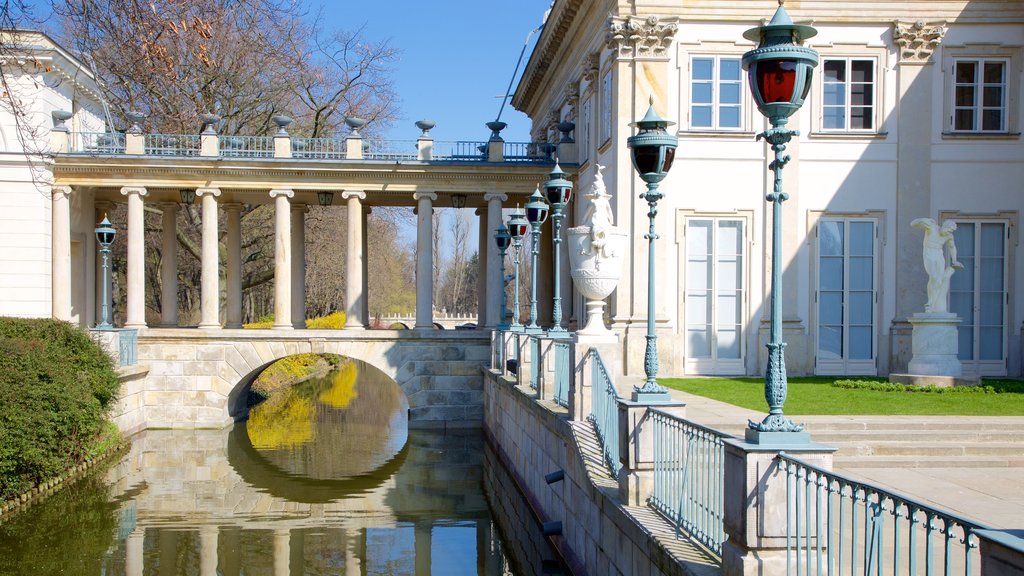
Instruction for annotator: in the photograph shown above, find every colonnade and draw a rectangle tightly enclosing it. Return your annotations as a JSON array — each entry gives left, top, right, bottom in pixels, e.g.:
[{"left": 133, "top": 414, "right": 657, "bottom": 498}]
[{"left": 52, "top": 185, "right": 511, "bottom": 330}]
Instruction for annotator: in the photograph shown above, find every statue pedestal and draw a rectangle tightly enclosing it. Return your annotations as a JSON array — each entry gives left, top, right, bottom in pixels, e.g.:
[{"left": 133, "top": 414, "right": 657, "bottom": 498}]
[{"left": 905, "top": 312, "right": 962, "bottom": 377}]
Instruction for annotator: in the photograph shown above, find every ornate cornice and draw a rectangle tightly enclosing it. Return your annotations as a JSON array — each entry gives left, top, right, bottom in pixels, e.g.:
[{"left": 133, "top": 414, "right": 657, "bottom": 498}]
[
  {"left": 606, "top": 15, "right": 679, "bottom": 60},
  {"left": 893, "top": 20, "right": 946, "bottom": 63}
]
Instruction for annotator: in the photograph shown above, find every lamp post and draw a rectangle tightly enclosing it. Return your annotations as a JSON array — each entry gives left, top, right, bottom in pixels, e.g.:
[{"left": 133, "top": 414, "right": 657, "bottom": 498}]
[
  {"left": 95, "top": 216, "right": 116, "bottom": 330},
  {"left": 507, "top": 209, "right": 529, "bottom": 331},
  {"left": 524, "top": 186, "right": 550, "bottom": 334},
  {"left": 494, "top": 224, "right": 512, "bottom": 330},
  {"left": 317, "top": 191, "right": 334, "bottom": 207},
  {"left": 544, "top": 161, "right": 573, "bottom": 336},
  {"left": 742, "top": 2, "right": 818, "bottom": 435},
  {"left": 626, "top": 98, "right": 678, "bottom": 401}
]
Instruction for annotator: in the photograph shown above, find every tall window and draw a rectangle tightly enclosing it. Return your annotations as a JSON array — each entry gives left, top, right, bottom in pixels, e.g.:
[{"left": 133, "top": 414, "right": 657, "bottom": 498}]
[
  {"left": 817, "top": 219, "right": 876, "bottom": 374},
  {"left": 952, "top": 59, "right": 1007, "bottom": 132},
  {"left": 822, "top": 58, "right": 875, "bottom": 131},
  {"left": 950, "top": 221, "right": 1007, "bottom": 374},
  {"left": 690, "top": 56, "right": 742, "bottom": 130},
  {"left": 580, "top": 97, "right": 592, "bottom": 162},
  {"left": 685, "top": 218, "right": 745, "bottom": 374},
  {"left": 600, "top": 71, "right": 613, "bottom": 145}
]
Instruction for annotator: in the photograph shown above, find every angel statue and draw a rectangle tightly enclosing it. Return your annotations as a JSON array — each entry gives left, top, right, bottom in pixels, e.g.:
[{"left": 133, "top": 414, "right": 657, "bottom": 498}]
[
  {"left": 582, "top": 164, "right": 615, "bottom": 258},
  {"left": 910, "top": 218, "right": 963, "bottom": 313}
]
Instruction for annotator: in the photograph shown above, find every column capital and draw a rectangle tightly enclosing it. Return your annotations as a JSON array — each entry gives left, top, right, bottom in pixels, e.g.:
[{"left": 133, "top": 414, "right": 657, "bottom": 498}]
[
  {"left": 342, "top": 190, "right": 366, "bottom": 201},
  {"left": 413, "top": 191, "right": 437, "bottom": 202},
  {"left": 893, "top": 20, "right": 946, "bottom": 63},
  {"left": 51, "top": 185, "right": 73, "bottom": 199},
  {"left": 269, "top": 188, "right": 294, "bottom": 199},
  {"left": 483, "top": 192, "right": 508, "bottom": 203},
  {"left": 196, "top": 187, "right": 221, "bottom": 198},
  {"left": 222, "top": 202, "right": 243, "bottom": 213},
  {"left": 120, "top": 186, "right": 148, "bottom": 197}
]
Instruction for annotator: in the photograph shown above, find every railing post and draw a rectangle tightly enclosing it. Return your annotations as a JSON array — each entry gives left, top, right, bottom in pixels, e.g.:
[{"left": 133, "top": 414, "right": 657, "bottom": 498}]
[
  {"left": 273, "top": 115, "right": 292, "bottom": 158},
  {"left": 125, "top": 132, "right": 144, "bottom": 154},
  {"left": 618, "top": 399, "right": 685, "bottom": 506},
  {"left": 416, "top": 120, "right": 434, "bottom": 161},
  {"left": 50, "top": 111, "right": 70, "bottom": 153},
  {"left": 486, "top": 121, "right": 505, "bottom": 162},
  {"left": 721, "top": 441, "right": 834, "bottom": 576},
  {"left": 977, "top": 530, "right": 1024, "bottom": 575}
]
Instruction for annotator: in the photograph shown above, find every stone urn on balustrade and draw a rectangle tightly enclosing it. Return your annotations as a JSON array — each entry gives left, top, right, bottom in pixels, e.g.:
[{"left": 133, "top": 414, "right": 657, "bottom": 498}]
[{"left": 568, "top": 226, "right": 627, "bottom": 337}]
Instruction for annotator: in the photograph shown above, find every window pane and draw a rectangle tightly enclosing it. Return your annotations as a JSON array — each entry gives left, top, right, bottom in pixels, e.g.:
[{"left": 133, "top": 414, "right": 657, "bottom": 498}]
[
  {"left": 950, "top": 292, "right": 974, "bottom": 324},
  {"left": 721, "top": 83, "right": 741, "bottom": 104},
  {"left": 820, "top": 292, "right": 843, "bottom": 324},
  {"left": 820, "top": 258, "right": 844, "bottom": 290},
  {"left": 849, "top": 222, "right": 874, "bottom": 255},
  {"left": 688, "top": 328, "right": 712, "bottom": 358},
  {"left": 692, "top": 106, "right": 713, "bottom": 128},
  {"left": 956, "top": 61, "right": 977, "bottom": 84},
  {"left": 983, "top": 62, "right": 1005, "bottom": 84},
  {"left": 983, "top": 86, "right": 1003, "bottom": 107},
  {"left": 692, "top": 83, "right": 713, "bottom": 104},
  {"left": 687, "top": 260, "right": 711, "bottom": 290},
  {"left": 980, "top": 292, "right": 1004, "bottom": 326},
  {"left": 848, "top": 326, "right": 873, "bottom": 360},
  {"left": 850, "top": 107, "right": 872, "bottom": 130},
  {"left": 693, "top": 58, "right": 713, "bottom": 80},
  {"left": 849, "top": 257, "right": 873, "bottom": 290},
  {"left": 980, "top": 259, "right": 1003, "bottom": 291},
  {"left": 980, "top": 224, "right": 1005, "bottom": 256},
  {"left": 957, "top": 326, "right": 974, "bottom": 360},
  {"left": 717, "top": 328, "right": 740, "bottom": 359},
  {"left": 688, "top": 220, "right": 711, "bottom": 254},
  {"left": 850, "top": 60, "right": 873, "bottom": 83},
  {"left": 824, "top": 83, "right": 845, "bottom": 106},
  {"left": 850, "top": 292, "right": 873, "bottom": 323},
  {"left": 717, "top": 259, "right": 739, "bottom": 289},
  {"left": 851, "top": 83, "right": 872, "bottom": 106},
  {"left": 717, "top": 220, "right": 742, "bottom": 253},
  {"left": 954, "top": 223, "right": 975, "bottom": 255},
  {"left": 687, "top": 293, "right": 709, "bottom": 325},
  {"left": 720, "top": 58, "right": 741, "bottom": 81},
  {"left": 717, "top": 293, "right": 739, "bottom": 325},
  {"left": 819, "top": 221, "right": 844, "bottom": 255},
  {"left": 824, "top": 107, "right": 845, "bottom": 129},
  {"left": 955, "top": 86, "right": 975, "bottom": 107},
  {"left": 720, "top": 106, "right": 740, "bottom": 128},
  {"left": 982, "top": 109, "right": 1003, "bottom": 131},
  {"left": 824, "top": 60, "right": 845, "bottom": 82},
  {"left": 818, "top": 325, "right": 843, "bottom": 359},
  {"left": 979, "top": 327, "right": 1003, "bottom": 360},
  {"left": 954, "top": 109, "right": 974, "bottom": 131}
]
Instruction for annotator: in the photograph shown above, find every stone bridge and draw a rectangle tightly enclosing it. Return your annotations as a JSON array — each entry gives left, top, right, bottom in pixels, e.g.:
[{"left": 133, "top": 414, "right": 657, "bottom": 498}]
[{"left": 110, "top": 328, "right": 491, "bottom": 434}]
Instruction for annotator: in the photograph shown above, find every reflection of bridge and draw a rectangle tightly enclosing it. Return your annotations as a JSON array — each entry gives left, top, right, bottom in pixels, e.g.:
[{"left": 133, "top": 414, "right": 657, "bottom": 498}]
[
  {"left": 379, "top": 312, "right": 478, "bottom": 330},
  {"left": 105, "top": 428, "right": 505, "bottom": 575},
  {"left": 112, "top": 329, "right": 490, "bottom": 433}
]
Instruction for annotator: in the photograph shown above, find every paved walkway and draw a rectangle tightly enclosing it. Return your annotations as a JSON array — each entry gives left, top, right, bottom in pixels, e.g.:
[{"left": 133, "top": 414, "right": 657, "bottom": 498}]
[{"left": 666, "top": 387, "right": 1024, "bottom": 529}]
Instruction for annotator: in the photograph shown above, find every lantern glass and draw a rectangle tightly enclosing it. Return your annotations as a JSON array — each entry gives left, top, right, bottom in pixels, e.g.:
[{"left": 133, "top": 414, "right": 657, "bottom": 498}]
[
  {"left": 544, "top": 185, "right": 571, "bottom": 206},
  {"left": 495, "top": 228, "right": 511, "bottom": 250},
  {"left": 756, "top": 60, "right": 798, "bottom": 104},
  {"left": 98, "top": 230, "right": 115, "bottom": 245},
  {"left": 526, "top": 202, "right": 549, "bottom": 224},
  {"left": 317, "top": 191, "right": 334, "bottom": 206},
  {"left": 507, "top": 212, "right": 529, "bottom": 239}
]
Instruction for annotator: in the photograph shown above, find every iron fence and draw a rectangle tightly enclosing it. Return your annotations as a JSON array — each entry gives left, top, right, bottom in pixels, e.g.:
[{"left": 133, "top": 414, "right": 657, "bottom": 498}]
[
  {"left": 650, "top": 409, "right": 732, "bottom": 556},
  {"left": 144, "top": 134, "right": 201, "bottom": 156},
  {"left": 778, "top": 452, "right": 988, "bottom": 576},
  {"left": 529, "top": 336, "right": 540, "bottom": 390},
  {"left": 504, "top": 141, "right": 555, "bottom": 162},
  {"left": 291, "top": 137, "right": 346, "bottom": 159},
  {"left": 220, "top": 135, "right": 274, "bottom": 158},
  {"left": 118, "top": 328, "right": 138, "bottom": 366},
  {"left": 364, "top": 138, "right": 418, "bottom": 161},
  {"left": 552, "top": 340, "right": 570, "bottom": 407},
  {"left": 589, "top": 348, "right": 621, "bottom": 477},
  {"left": 73, "top": 132, "right": 126, "bottom": 154},
  {"left": 433, "top": 140, "right": 487, "bottom": 161}
]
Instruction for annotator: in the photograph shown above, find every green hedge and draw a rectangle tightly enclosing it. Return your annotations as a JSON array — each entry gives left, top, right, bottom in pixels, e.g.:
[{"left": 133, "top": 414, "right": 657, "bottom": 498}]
[
  {"left": 833, "top": 379, "right": 1024, "bottom": 394},
  {"left": 0, "top": 318, "right": 120, "bottom": 501}
]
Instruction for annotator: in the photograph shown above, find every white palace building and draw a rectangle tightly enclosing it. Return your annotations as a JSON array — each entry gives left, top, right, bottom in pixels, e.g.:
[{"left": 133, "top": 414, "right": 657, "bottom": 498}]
[{"left": 3, "top": 0, "right": 1024, "bottom": 380}]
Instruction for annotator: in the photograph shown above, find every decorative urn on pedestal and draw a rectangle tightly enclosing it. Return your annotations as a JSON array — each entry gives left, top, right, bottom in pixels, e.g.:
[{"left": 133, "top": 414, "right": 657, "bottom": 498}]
[{"left": 568, "top": 164, "right": 627, "bottom": 337}]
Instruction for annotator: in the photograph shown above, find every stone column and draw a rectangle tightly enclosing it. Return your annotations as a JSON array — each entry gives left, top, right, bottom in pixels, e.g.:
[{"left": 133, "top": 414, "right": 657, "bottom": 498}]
[
  {"left": 50, "top": 185, "right": 73, "bottom": 321},
  {"left": 413, "top": 192, "right": 437, "bottom": 329},
  {"left": 270, "top": 189, "right": 294, "bottom": 329},
  {"left": 125, "top": 528, "right": 144, "bottom": 576},
  {"left": 477, "top": 207, "right": 488, "bottom": 325},
  {"left": 158, "top": 202, "right": 178, "bottom": 327},
  {"left": 290, "top": 203, "right": 306, "bottom": 328},
  {"left": 343, "top": 190, "right": 367, "bottom": 329},
  {"left": 200, "top": 526, "right": 218, "bottom": 576},
  {"left": 224, "top": 204, "right": 243, "bottom": 328},
  {"left": 362, "top": 206, "right": 370, "bottom": 325},
  {"left": 121, "top": 186, "right": 148, "bottom": 328},
  {"left": 95, "top": 201, "right": 113, "bottom": 325},
  {"left": 197, "top": 188, "right": 221, "bottom": 328},
  {"left": 484, "top": 193, "right": 507, "bottom": 328},
  {"left": 273, "top": 529, "right": 289, "bottom": 576}
]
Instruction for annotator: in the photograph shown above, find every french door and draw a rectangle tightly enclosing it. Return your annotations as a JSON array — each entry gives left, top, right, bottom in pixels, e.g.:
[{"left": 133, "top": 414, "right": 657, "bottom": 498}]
[
  {"left": 816, "top": 218, "right": 877, "bottom": 375},
  {"left": 685, "top": 218, "right": 745, "bottom": 374}
]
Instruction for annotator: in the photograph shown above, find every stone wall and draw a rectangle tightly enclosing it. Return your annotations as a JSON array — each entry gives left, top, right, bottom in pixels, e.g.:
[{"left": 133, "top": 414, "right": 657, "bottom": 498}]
[{"left": 483, "top": 367, "right": 718, "bottom": 576}]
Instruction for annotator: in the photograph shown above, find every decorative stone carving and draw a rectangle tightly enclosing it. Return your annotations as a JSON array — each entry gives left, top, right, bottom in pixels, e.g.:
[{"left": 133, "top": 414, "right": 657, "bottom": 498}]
[
  {"left": 911, "top": 217, "right": 962, "bottom": 313},
  {"left": 893, "top": 21, "right": 946, "bottom": 62},
  {"left": 568, "top": 165, "right": 627, "bottom": 336},
  {"left": 606, "top": 15, "right": 678, "bottom": 60},
  {"left": 581, "top": 51, "right": 601, "bottom": 88},
  {"left": 566, "top": 92, "right": 580, "bottom": 125}
]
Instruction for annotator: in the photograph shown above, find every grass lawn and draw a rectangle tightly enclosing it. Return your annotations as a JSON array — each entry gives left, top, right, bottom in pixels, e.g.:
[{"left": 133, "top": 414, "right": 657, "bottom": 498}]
[{"left": 659, "top": 377, "right": 1024, "bottom": 416}]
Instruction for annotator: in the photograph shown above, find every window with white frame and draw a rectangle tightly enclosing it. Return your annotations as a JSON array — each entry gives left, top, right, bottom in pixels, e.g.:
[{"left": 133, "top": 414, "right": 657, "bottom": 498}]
[
  {"left": 600, "top": 71, "right": 613, "bottom": 145},
  {"left": 580, "top": 97, "right": 592, "bottom": 163},
  {"left": 690, "top": 56, "right": 743, "bottom": 130},
  {"left": 816, "top": 218, "right": 877, "bottom": 374},
  {"left": 950, "top": 221, "right": 1008, "bottom": 375},
  {"left": 821, "top": 58, "right": 875, "bottom": 131},
  {"left": 952, "top": 59, "right": 1008, "bottom": 132},
  {"left": 685, "top": 218, "right": 745, "bottom": 374}
]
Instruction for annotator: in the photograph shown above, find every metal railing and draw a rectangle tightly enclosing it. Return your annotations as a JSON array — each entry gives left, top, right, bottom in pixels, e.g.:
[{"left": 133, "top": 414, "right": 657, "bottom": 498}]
[
  {"left": 74, "top": 132, "right": 125, "bottom": 154},
  {"left": 144, "top": 133, "right": 201, "bottom": 156},
  {"left": 529, "top": 336, "right": 540, "bottom": 390},
  {"left": 552, "top": 340, "right": 570, "bottom": 407},
  {"left": 433, "top": 140, "right": 487, "bottom": 161},
  {"left": 220, "top": 135, "right": 274, "bottom": 158},
  {"left": 589, "top": 349, "right": 621, "bottom": 476},
  {"left": 118, "top": 328, "right": 138, "bottom": 366},
  {"left": 650, "top": 410, "right": 732, "bottom": 556},
  {"left": 291, "top": 137, "right": 346, "bottom": 159},
  {"left": 504, "top": 141, "right": 555, "bottom": 162},
  {"left": 779, "top": 453, "right": 988, "bottom": 576},
  {"left": 364, "top": 138, "right": 418, "bottom": 161}
]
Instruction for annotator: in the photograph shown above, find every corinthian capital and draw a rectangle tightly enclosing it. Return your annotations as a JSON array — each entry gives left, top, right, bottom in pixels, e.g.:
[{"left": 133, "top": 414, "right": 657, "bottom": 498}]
[
  {"left": 606, "top": 15, "right": 678, "bottom": 60},
  {"left": 893, "top": 20, "right": 946, "bottom": 63}
]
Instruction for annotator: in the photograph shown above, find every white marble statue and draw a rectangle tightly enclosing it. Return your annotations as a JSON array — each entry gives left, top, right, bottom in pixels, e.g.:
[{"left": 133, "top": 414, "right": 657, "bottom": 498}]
[
  {"left": 581, "top": 164, "right": 615, "bottom": 260},
  {"left": 910, "top": 218, "right": 962, "bottom": 313}
]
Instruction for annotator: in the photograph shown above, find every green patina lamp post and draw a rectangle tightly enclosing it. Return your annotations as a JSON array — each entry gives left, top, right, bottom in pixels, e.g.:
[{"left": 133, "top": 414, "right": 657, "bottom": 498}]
[
  {"left": 543, "top": 162, "right": 573, "bottom": 336},
  {"left": 507, "top": 209, "right": 529, "bottom": 332},
  {"left": 494, "top": 224, "right": 512, "bottom": 330},
  {"left": 524, "top": 186, "right": 550, "bottom": 334},
  {"left": 95, "top": 216, "right": 116, "bottom": 330},
  {"left": 742, "top": 1, "right": 818, "bottom": 437},
  {"left": 626, "top": 98, "right": 677, "bottom": 401}
]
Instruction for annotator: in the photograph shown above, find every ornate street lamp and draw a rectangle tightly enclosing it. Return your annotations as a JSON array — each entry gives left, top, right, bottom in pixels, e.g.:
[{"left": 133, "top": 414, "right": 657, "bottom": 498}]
[
  {"left": 742, "top": 2, "right": 818, "bottom": 436},
  {"left": 95, "top": 216, "right": 116, "bottom": 330},
  {"left": 451, "top": 194, "right": 467, "bottom": 209},
  {"left": 317, "top": 191, "right": 334, "bottom": 207},
  {"left": 524, "top": 185, "right": 550, "bottom": 334},
  {"left": 179, "top": 188, "right": 196, "bottom": 205},
  {"left": 507, "top": 209, "right": 529, "bottom": 331},
  {"left": 626, "top": 97, "right": 677, "bottom": 401},
  {"left": 544, "top": 161, "right": 573, "bottom": 336},
  {"left": 494, "top": 224, "right": 512, "bottom": 330}
]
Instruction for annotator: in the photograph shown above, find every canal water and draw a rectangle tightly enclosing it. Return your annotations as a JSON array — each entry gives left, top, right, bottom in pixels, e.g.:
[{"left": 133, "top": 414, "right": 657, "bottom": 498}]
[{"left": 0, "top": 359, "right": 563, "bottom": 575}]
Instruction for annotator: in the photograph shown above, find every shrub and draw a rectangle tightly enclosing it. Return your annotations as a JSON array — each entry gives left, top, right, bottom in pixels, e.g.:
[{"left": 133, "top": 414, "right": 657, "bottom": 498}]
[
  {"left": 244, "top": 311, "right": 347, "bottom": 329},
  {"left": 833, "top": 379, "right": 1024, "bottom": 394},
  {"left": 250, "top": 353, "right": 342, "bottom": 401},
  {"left": 0, "top": 318, "right": 120, "bottom": 500}
]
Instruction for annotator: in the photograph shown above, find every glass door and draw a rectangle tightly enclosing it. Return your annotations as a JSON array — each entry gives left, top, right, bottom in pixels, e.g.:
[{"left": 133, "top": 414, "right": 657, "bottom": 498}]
[
  {"left": 950, "top": 221, "right": 1007, "bottom": 376},
  {"left": 816, "top": 219, "right": 877, "bottom": 374},
  {"left": 685, "top": 219, "right": 745, "bottom": 374}
]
